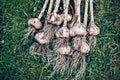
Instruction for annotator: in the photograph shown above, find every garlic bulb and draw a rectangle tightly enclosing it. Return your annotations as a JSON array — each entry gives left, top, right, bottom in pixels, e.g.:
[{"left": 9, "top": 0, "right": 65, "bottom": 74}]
[
  {"left": 73, "top": 37, "right": 81, "bottom": 50},
  {"left": 56, "top": 45, "right": 72, "bottom": 55},
  {"left": 70, "top": 28, "right": 76, "bottom": 37},
  {"left": 73, "top": 37, "right": 90, "bottom": 54},
  {"left": 88, "top": 22, "right": 100, "bottom": 36},
  {"left": 34, "top": 32, "right": 49, "bottom": 44},
  {"left": 73, "top": 43, "right": 80, "bottom": 50},
  {"left": 28, "top": 18, "right": 42, "bottom": 29},
  {"left": 47, "top": 13, "right": 63, "bottom": 26},
  {"left": 46, "top": 0, "right": 62, "bottom": 26},
  {"left": 70, "top": 23, "right": 87, "bottom": 37},
  {"left": 62, "top": 14, "right": 72, "bottom": 22},
  {"left": 55, "top": 26, "right": 70, "bottom": 38},
  {"left": 80, "top": 41, "right": 90, "bottom": 54},
  {"left": 66, "top": 14, "right": 72, "bottom": 22}
]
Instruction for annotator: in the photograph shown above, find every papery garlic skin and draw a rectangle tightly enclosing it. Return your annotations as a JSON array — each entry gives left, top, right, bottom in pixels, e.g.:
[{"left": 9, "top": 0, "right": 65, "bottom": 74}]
[
  {"left": 50, "top": 15, "right": 56, "bottom": 22},
  {"left": 56, "top": 45, "right": 72, "bottom": 55},
  {"left": 70, "top": 23, "right": 87, "bottom": 37},
  {"left": 62, "top": 14, "right": 72, "bottom": 22},
  {"left": 88, "top": 23, "right": 100, "bottom": 36},
  {"left": 28, "top": 18, "right": 42, "bottom": 29},
  {"left": 80, "top": 41, "right": 90, "bottom": 54},
  {"left": 67, "top": 14, "right": 72, "bottom": 22},
  {"left": 70, "top": 28, "right": 76, "bottom": 37},
  {"left": 75, "top": 25, "right": 87, "bottom": 36},
  {"left": 47, "top": 13, "right": 63, "bottom": 26},
  {"left": 34, "top": 32, "right": 49, "bottom": 44},
  {"left": 73, "top": 42, "right": 80, "bottom": 50},
  {"left": 56, "top": 27, "right": 70, "bottom": 38}
]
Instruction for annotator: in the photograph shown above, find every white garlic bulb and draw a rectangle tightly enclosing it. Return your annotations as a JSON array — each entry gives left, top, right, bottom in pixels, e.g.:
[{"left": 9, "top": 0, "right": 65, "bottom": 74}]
[
  {"left": 62, "top": 14, "right": 72, "bottom": 22},
  {"left": 28, "top": 18, "right": 42, "bottom": 29},
  {"left": 56, "top": 45, "right": 72, "bottom": 55},
  {"left": 47, "top": 13, "right": 63, "bottom": 26},
  {"left": 88, "top": 22, "right": 100, "bottom": 36},
  {"left": 34, "top": 32, "right": 49, "bottom": 44},
  {"left": 80, "top": 41, "right": 90, "bottom": 54},
  {"left": 66, "top": 14, "right": 72, "bottom": 22},
  {"left": 70, "top": 23, "right": 87, "bottom": 37}
]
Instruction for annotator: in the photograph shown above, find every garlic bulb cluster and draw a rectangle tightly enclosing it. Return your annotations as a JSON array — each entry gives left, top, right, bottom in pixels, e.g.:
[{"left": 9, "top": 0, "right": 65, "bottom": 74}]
[
  {"left": 27, "top": 0, "right": 101, "bottom": 56},
  {"left": 27, "top": 0, "right": 100, "bottom": 78}
]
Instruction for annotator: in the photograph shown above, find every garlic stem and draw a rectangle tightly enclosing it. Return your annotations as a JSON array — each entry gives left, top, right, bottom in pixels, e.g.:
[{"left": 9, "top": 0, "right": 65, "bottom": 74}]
[
  {"left": 63, "top": 0, "right": 70, "bottom": 27},
  {"left": 53, "top": 0, "right": 61, "bottom": 13},
  {"left": 76, "top": 0, "right": 82, "bottom": 23},
  {"left": 47, "top": 0, "right": 54, "bottom": 15},
  {"left": 90, "top": 0, "right": 94, "bottom": 22},
  {"left": 74, "top": 0, "right": 77, "bottom": 15},
  {"left": 84, "top": 0, "right": 89, "bottom": 26},
  {"left": 38, "top": 0, "right": 49, "bottom": 19},
  {"left": 83, "top": 0, "right": 89, "bottom": 41}
]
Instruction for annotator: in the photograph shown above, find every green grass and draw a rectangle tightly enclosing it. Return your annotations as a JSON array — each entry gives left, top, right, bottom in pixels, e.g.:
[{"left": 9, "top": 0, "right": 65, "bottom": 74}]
[{"left": 0, "top": 0, "right": 120, "bottom": 80}]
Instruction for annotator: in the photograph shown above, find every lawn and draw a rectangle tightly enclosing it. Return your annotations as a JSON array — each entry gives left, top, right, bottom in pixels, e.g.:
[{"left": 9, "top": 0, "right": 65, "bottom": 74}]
[{"left": 0, "top": 0, "right": 120, "bottom": 80}]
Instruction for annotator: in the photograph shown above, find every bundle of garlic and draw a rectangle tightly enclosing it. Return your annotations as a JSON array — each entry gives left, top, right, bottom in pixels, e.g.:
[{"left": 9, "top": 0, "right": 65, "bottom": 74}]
[
  {"left": 29, "top": 0, "right": 51, "bottom": 56},
  {"left": 25, "top": 0, "right": 100, "bottom": 79}
]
